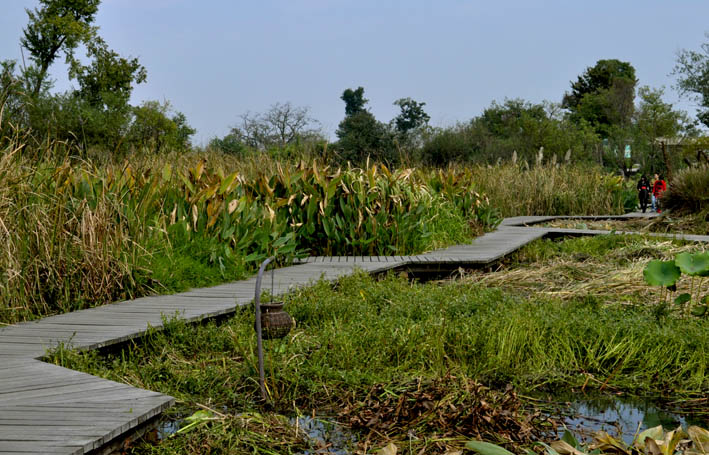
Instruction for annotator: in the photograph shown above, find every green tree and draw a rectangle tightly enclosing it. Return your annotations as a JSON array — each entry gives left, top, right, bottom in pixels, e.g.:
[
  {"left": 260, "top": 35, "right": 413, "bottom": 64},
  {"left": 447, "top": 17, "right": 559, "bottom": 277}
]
[
  {"left": 233, "top": 102, "right": 321, "bottom": 150},
  {"left": 674, "top": 34, "right": 709, "bottom": 128},
  {"left": 335, "top": 87, "right": 393, "bottom": 164},
  {"left": 172, "top": 111, "right": 196, "bottom": 149},
  {"left": 340, "top": 87, "right": 368, "bottom": 116},
  {"left": 21, "top": 0, "right": 100, "bottom": 97},
  {"left": 128, "top": 100, "right": 194, "bottom": 152},
  {"left": 58, "top": 38, "right": 147, "bottom": 152},
  {"left": 336, "top": 111, "right": 391, "bottom": 163},
  {"left": 209, "top": 129, "right": 247, "bottom": 155},
  {"left": 69, "top": 38, "right": 146, "bottom": 110},
  {"left": 563, "top": 59, "right": 637, "bottom": 137},
  {"left": 420, "top": 99, "right": 600, "bottom": 166},
  {"left": 0, "top": 60, "right": 26, "bottom": 137},
  {"left": 633, "top": 86, "right": 688, "bottom": 173},
  {"left": 392, "top": 97, "right": 430, "bottom": 134}
]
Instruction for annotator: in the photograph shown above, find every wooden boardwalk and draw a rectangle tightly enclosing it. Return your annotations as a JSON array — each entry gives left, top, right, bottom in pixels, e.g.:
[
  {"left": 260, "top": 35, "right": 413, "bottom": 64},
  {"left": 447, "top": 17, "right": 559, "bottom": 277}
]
[{"left": 1, "top": 213, "right": 708, "bottom": 454}]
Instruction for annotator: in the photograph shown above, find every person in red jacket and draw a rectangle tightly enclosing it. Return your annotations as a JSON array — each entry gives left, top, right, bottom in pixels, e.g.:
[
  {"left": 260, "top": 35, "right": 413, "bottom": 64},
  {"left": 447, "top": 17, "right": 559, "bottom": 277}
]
[{"left": 652, "top": 173, "right": 666, "bottom": 213}]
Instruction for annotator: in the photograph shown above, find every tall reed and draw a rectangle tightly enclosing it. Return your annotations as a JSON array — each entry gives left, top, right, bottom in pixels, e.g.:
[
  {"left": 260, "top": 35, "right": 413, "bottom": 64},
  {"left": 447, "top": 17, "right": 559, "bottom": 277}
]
[{"left": 464, "top": 163, "right": 629, "bottom": 216}]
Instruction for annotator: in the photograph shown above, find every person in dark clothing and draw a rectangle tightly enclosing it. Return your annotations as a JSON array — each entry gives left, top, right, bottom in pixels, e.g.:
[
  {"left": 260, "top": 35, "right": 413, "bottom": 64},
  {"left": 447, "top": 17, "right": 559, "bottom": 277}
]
[
  {"left": 637, "top": 174, "right": 650, "bottom": 213},
  {"left": 652, "top": 174, "right": 667, "bottom": 213}
]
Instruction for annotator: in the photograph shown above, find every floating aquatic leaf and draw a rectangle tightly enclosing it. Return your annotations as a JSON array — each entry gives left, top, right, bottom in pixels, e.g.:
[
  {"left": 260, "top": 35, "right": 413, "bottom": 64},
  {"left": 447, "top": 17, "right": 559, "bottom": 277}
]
[
  {"left": 643, "top": 260, "right": 681, "bottom": 287},
  {"left": 675, "top": 252, "right": 709, "bottom": 277},
  {"left": 674, "top": 293, "right": 691, "bottom": 305}
]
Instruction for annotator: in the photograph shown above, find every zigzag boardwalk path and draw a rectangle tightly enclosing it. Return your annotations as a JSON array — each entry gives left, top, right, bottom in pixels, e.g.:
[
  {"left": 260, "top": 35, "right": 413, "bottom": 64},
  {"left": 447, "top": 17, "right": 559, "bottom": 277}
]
[{"left": 2, "top": 213, "right": 707, "bottom": 454}]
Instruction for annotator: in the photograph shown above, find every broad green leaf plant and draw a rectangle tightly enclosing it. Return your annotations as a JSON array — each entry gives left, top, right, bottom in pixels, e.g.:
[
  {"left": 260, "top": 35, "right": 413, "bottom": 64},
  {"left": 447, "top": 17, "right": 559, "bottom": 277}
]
[{"left": 644, "top": 252, "right": 709, "bottom": 317}]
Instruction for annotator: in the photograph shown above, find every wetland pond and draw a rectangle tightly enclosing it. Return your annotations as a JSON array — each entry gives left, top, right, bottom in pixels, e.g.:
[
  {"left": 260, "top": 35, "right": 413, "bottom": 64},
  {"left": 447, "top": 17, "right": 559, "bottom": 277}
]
[
  {"left": 545, "top": 394, "right": 707, "bottom": 445},
  {"left": 154, "top": 394, "right": 708, "bottom": 453}
]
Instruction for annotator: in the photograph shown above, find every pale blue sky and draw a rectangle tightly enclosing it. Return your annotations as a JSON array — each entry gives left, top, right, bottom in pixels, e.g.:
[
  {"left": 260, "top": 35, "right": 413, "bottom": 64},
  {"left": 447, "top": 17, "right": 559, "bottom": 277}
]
[{"left": 1, "top": 1, "right": 707, "bottom": 143}]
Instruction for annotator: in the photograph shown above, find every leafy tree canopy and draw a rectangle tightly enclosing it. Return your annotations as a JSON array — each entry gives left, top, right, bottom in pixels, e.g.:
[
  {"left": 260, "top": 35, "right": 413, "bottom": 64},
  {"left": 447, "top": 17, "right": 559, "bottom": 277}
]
[
  {"left": 21, "top": 0, "right": 100, "bottom": 97},
  {"left": 336, "top": 110, "right": 391, "bottom": 163},
  {"left": 69, "top": 37, "right": 146, "bottom": 110},
  {"left": 393, "top": 97, "right": 430, "bottom": 134},
  {"left": 341, "top": 87, "right": 368, "bottom": 116},
  {"left": 563, "top": 59, "right": 637, "bottom": 137},
  {"left": 674, "top": 34, "right": 709, "bottom": 128}
]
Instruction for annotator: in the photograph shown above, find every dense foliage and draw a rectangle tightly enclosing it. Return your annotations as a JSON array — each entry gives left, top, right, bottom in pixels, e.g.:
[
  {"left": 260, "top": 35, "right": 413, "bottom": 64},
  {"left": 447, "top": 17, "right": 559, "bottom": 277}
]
[
  {"left": 0, "top": 133, "right": 502, "bottom": 323},
  {"left": 0, "top": 0, "right": 194, "bottom": 157}
]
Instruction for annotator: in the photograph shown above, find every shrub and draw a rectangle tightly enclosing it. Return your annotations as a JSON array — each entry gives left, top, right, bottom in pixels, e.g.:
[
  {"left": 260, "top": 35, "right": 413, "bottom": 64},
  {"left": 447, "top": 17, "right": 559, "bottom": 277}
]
[{"left": 663, "top": 165, "right": 709, "bottom": 214}]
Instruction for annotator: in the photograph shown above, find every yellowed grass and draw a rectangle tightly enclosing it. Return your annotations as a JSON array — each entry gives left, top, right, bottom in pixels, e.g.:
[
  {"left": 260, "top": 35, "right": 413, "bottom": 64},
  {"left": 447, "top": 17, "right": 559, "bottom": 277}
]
[{"left": 465, "top": 238, "right": 708, "bottom": 305}]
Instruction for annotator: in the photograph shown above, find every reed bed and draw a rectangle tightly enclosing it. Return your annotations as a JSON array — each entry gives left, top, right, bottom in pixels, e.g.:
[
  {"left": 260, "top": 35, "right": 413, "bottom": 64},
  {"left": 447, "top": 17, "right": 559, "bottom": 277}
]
[
  {"left": 1, "top": 108, "right": 632, "bottom": 324},
  {"left": 0, "top": 140, "right": 494, "bottom": 323},
  {"left": 467, "top": 163, "right": 631, "bottom": 216}
]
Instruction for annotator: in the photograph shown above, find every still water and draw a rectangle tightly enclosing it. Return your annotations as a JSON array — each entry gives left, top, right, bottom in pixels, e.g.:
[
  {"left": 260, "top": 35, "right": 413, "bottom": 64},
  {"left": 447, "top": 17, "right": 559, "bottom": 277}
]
[
  {"left": 552, "top": 394, "right": 707, "bottom": 445},
  {"left": 154, "top": 395, "right": 707, "bottom": 452}
]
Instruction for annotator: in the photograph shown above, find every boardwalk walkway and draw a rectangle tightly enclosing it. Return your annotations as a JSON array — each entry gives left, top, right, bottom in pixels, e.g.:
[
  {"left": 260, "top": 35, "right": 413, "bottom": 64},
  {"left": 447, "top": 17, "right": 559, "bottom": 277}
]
[{"left": 1, "top": 213, "right": 708, "bottom": 454}]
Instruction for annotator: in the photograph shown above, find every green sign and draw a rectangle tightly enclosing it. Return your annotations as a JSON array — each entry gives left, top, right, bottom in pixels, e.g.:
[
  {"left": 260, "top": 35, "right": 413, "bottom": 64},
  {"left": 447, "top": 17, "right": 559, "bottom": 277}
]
[{"left": 624, "top": 145, "right": 631, "bottom": 159}]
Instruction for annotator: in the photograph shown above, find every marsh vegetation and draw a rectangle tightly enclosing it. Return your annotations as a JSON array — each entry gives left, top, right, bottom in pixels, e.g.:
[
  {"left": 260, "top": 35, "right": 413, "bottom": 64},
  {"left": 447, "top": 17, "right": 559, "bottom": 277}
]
[{"left": 49, "top": 235, "right": 709, "bottom": 454}]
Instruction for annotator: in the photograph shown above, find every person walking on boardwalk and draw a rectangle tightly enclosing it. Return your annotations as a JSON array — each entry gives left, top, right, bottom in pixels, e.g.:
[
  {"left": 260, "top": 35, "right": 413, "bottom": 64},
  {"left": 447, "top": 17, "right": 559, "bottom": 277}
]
[
  {"left": 637, "top": 174, "right": 650, "bottom": 213},
  {"left": 652, "top": 173, "right": 667, "bottom": 213}
]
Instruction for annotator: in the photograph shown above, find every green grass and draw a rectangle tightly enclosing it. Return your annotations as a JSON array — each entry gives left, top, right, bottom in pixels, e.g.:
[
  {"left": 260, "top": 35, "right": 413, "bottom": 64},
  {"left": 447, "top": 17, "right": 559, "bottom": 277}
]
[{"left": 50, "top": 249, "right": 709, "bottom": 453}]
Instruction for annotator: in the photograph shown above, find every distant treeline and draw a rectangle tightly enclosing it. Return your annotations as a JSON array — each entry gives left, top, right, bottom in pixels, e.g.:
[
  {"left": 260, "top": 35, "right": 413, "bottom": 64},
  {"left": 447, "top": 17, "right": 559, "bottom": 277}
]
[
  {"left": 207, "top": 59, "right": 704, "bottom": 176},
  {"left": 3, "top": 1, "right": 709, "bottom": 176}
]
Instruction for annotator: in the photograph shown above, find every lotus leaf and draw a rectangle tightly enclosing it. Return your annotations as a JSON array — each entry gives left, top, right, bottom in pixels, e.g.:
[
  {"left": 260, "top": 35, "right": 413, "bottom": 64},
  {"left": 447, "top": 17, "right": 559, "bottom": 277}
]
[
  {"left": 691, "top": 305, "right": 708, "bottom": 317},
  {"left": 643, "top": 260, "right": 681, "bottom": 287},
  {"left": 675, "top": 252, "right": 709, "bottom": 277},
  {"left": 674, "top": 293, "right": 691, "bottom": 305}
]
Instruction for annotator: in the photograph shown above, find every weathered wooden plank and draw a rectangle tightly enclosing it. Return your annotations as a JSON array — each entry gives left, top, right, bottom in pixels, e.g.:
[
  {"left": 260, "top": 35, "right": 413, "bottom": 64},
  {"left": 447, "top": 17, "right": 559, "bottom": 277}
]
[{"left": 0, "top": 442, "right": 82, "bottom": 454}]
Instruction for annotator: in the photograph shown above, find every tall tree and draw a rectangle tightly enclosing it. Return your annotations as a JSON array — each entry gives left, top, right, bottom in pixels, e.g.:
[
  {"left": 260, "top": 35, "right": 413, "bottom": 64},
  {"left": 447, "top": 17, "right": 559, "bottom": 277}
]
[
  {"left": 633, "top": 86, "right": 688, "bottom": 173},
  {"left": 562, "top": 59, "right": 637, "bottom": 137},
  {"left": 21, "top": 0, "right": 100, "bottom": 97},
  {"left": 336, "top": 87, "right": 392, "bottom": 163},
  {"left": 674, "top": 34, "right": 709, "bottom": 128},
  {"left": 69, "top": 37, "right": 146, "bottom": 110},
  {"left": 232, "top": 102, "right": 321, "bottom": 150},
  {"left": 392, "top": 97, "right": 430, "bottom": 134},
  {"left": 340, "top": 87, "right": 368, "bottom": 116}
]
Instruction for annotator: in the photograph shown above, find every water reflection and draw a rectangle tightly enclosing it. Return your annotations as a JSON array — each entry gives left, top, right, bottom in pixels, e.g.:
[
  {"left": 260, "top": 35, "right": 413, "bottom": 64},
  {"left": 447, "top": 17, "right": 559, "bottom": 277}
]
[
  {"left": 552, "top": 394, "right": 707, "bottom": 444},
  {"left": 292, "top": 415, "right": 357, "bottom": 455}
]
